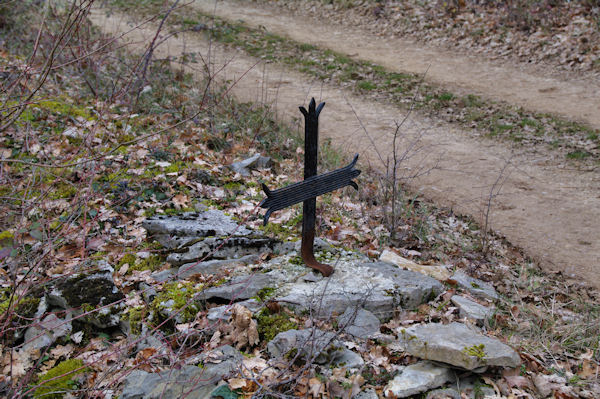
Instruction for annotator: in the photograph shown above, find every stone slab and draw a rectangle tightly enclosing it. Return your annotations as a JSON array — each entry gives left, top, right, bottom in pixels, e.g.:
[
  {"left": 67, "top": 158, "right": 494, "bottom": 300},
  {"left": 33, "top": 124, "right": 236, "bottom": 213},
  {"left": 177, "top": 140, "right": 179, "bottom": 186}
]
[
  {"left": 47, "top": 260, "right": 125, "bottom": 329},
  {"left": 452, "top": 270, "right": 499, "bottom": 301},
  {"left": 337, "top": 308, "right": 380, "bottom": 339},
  {"left": 23, "top": 314, "right": 72, "bottom": 351},
  {"left": 399, "top": 322, "right": 520, "bottom": 370},
  {"left": 120, "top": 346, "right": 240, "bottom": 399},
  {"left": 200, "top": 273, "right": 274, "bottom": 303},
  {"left": 451, "top": 295, "right": 494, "bottom": 325},
  {"left": 166, "top": 236, "right": 278, "bottom": 266},
  {"left": 276, "top": 261, "right": 443, "bottom": 321},
  {"left": 384, "top": 361, "right": 454, "bottom": 398},
  {"left": 142, "top": 210, "right": 251, "bottom": 240}
]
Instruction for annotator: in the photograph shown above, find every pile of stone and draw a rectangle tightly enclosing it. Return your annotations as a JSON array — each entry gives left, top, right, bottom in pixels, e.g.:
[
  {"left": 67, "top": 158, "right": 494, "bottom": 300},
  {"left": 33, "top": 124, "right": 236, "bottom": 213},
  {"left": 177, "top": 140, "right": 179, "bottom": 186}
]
[{"left": 22, "top": 210, "right": 520, "bottom": 398}]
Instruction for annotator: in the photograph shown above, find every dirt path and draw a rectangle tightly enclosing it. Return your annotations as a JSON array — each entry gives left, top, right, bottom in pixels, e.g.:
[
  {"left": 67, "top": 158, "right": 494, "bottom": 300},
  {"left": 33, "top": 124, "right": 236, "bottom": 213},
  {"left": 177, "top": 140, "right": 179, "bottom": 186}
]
[
  {"left": 196, "top": 0, "right": 600, "bottom": 131},
  {"left": 90, "top": 6, "right": 600, "bottom": 287}
]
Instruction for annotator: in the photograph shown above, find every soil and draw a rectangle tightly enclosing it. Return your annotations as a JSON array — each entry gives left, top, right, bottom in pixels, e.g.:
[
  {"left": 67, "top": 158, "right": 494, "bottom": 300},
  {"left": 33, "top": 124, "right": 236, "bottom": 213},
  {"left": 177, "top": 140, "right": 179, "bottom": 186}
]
[
  {"left": 200, "top": 0, "right": 600, "bottom": 130},
  {"left": 91, "top": 2, "right": 600, "bottom": 287}
]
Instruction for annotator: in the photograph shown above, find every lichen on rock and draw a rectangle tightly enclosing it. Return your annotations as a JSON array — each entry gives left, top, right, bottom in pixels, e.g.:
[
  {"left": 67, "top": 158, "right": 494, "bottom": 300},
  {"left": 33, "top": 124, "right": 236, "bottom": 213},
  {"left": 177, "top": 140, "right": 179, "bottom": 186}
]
[{"left": 47, "top": 260, "right": 126, "bottom": 329}]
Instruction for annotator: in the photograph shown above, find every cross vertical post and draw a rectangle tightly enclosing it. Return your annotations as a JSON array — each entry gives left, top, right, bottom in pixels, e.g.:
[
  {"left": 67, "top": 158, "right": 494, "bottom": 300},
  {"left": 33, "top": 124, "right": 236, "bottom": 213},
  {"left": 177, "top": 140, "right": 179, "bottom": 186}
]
[
  {"left": 299, "top": 98, "right": 333, "bottom": 277},
  {"left": 258, "top": 98, "right": 360, "bottom": 277}
]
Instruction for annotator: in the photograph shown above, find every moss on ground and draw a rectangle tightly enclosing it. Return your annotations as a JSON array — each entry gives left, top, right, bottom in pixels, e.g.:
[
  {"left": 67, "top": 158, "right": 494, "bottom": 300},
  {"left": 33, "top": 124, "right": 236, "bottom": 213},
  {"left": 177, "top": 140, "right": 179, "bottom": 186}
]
[
  {"left": 254, "top": 287, "right": 276, "bottom": 301},
  {"left": 151, "top": 281, "right": 201, "bottom": 324},
  {"left": 123, "top": 306, "right": 145, "bottom": 335},
  {"left": 33, "top": 358, "right": 87, "bottom": 399},
  {"left": 116, "top": 253, "right": 164, "bottom": 274},
  {"left": 0, "top": 288, "right": 40, "bottom": 320},
  {"left": 256, "top": 308, "right": 298, "bottom": 342}
]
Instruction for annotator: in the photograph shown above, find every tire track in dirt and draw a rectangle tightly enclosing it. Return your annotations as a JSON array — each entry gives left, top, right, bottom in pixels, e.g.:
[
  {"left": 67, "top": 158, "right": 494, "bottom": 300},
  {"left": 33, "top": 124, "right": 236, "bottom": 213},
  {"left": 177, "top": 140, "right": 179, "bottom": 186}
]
[
  {"left": 90, "top": 6, "right": 600, "bottom": 287},
  {"left": 197, "top": 0, "right": 600, "bottom": 131}
]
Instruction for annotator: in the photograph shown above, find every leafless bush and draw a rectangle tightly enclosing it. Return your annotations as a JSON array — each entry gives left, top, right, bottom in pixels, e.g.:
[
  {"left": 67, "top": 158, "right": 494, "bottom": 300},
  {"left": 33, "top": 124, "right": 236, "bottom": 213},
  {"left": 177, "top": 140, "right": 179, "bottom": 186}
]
[
  {"left": 345, "top": 87, "right": 441, "bottom": 247},
  {"left": 0, "top": 0, "right": 241, "bottom": 396}
]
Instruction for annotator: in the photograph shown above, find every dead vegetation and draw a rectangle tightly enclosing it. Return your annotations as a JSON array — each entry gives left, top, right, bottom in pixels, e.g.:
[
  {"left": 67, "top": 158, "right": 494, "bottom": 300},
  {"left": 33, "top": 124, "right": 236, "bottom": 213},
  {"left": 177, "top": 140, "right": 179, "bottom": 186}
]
[{"left": 0, "top": 1, "right": 599, "bottom": 398}]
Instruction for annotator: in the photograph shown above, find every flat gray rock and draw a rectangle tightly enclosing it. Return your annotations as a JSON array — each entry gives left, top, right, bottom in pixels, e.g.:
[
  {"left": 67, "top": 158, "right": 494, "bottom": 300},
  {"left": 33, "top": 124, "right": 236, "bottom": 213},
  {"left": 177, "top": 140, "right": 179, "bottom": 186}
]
[
  {"left": 176, "top": 254, "right": 259, "bottom": 279},
  {"left": 451, "top": 295, "right": 494, "bottom": 325},
  {"left": 120, "top": 345, "right": 240, "bottom": 399},
  {"left": 329, "top": 348, "right": 365, "bottom": 369},
  {"left": 149, "top": 268, "right": 177, "bottom": 283},
  {"left": 338, "top": 308, "right": 380, "bottom": 339},
  {"left": 276, "top": 261, "right": 443, "bottom": 321},
  {"left": 200, "top": 273, "right": 273, "bottom": 302},
  {"left": 166, "top": 236, "right": 279, "bottom": 266},
  {"left": 452, "top": 270, "right": 499, "bottom": 301},
  {"left": 267, "top": 328, "right": 339, "bottom": 364},
  {"left": 399, "top": 322, "right": 521, "bottom": 370},
  {"left": 265, "top": 326, "right": 363, "bottom": 368},
  {"left": 47, "top": 260, "right": 125, "bottom": 329},
  {"left": 229, "top": 153, "right": 271, "bottom": 176},
  {"left": 143, "top": 210, "right": 251, "bottom": 240},
  {"left": 363, "top": 262, "right": 444, "bottom": 309},
  {"left": 23, "top": 314, "right": 72, "bottom": 351},
  {"left": 384, "top": 361, "right": 454, "bottom": 398}
]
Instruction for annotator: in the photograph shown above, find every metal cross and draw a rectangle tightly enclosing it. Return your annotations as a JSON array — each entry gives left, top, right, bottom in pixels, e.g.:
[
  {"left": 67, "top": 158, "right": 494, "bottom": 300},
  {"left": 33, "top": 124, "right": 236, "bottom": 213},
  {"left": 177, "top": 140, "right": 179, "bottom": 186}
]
[{"left": 259, "top": 98, "right": 360, "bottom": 276}]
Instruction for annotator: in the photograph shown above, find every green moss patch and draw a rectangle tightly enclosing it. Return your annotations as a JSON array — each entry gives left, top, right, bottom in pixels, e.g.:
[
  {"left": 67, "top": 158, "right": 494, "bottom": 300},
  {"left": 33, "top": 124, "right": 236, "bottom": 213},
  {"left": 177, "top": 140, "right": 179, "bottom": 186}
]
[
  {"left": 123, "top": 306, "right": 145, "bottom": 335},
  {"left": 151, "top": 281, "right": 201, "bottom": 324},
  {"left": 463, "top": 343, "right": 486, "bottom": 360},
  {"left": 33, "top": 359, "right": 88, "bottom": 399},
  {"left": 0, "top": 288, "right": 40, "bottom": 320},
  {"left": 256, "top": 308, "right": 298, "bottom": 342},
  {"left": 116, "top": 253, "right": 164, "bottom": 274}
]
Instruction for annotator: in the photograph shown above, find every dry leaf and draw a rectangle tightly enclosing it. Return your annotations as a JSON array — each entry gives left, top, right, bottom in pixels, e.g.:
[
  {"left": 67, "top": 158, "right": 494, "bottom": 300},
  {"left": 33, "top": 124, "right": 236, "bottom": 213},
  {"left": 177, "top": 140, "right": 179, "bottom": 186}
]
[
  {"left": 50, "top": 344, "right": 74, "bottom": 359},
  {"left": 328, "top": 380, "right": 346, "bottom": 398},
  {"left": 135, "top": 347, "right": 157, "bottom": 362},
  {"left": 208, "top": 331, "right": 222, "bottom": 350},
  {"left": 86, "top": 237, "right": 106, "bottom": 251},
  {"left": 71, "top": 331, "right": 84, "bottom": 344},
  {"left": 579, "top": 359, "right": 598, "bottom": 380},
  {"left": 504, "top": 375, "right": 533, "bottom": 390},
  {"left": 350, "top": 374, "right": 365, "bottom": 397},
  {"left": 172, "top": 194, "right": 189, "bottom": 210},
  {"left": 222, "top": 305, "right": 259, "bottom": 349},
  {"left": 2, "top": 348, "right": 36, "bottom": 378},
  {"left": 228, "top": 377, "right": 247, "bottom": 390},
  {"left": 308, "top": 377, "right": 324, "bottom": 397}
]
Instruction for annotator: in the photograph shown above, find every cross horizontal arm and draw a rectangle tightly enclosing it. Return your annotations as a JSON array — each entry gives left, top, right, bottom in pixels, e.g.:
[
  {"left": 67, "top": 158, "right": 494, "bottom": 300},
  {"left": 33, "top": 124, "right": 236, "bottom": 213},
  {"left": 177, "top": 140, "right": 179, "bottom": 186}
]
[{"left": 259, "top": 154, "right": 360, "bottom": 225}]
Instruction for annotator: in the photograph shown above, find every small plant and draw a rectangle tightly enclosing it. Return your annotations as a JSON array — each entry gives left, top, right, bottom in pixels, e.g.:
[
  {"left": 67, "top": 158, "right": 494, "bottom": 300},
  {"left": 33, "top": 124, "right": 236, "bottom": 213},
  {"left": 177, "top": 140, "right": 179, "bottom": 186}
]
[
  {"left": 254, "top": 287, "right": 277, "bottom": 301},
  {"left": 357, "top": 80, "right": 377, "bottom": 91},
  {"left": 463, "top": 343, "right": 486, "bottom": 360},
  {"left": 566, "top": 150, "right": 591, "bottom": 160}
]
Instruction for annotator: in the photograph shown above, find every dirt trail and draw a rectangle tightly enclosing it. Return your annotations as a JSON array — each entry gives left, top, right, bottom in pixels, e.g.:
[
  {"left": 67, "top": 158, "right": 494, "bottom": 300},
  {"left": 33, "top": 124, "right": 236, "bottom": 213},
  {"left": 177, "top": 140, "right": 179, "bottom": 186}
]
[
  {"left": 196, "top": 0, "right": 600, "bottom": 131},
  {"left": 90, "top": 6, "right": 600, "bottom": 287}
]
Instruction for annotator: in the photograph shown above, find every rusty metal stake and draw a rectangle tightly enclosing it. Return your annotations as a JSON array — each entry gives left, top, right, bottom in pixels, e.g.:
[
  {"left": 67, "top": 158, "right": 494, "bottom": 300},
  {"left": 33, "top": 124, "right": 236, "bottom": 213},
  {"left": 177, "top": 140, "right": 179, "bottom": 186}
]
[{"left": 299, "top": 99, "right": 333, "bottom": 276}]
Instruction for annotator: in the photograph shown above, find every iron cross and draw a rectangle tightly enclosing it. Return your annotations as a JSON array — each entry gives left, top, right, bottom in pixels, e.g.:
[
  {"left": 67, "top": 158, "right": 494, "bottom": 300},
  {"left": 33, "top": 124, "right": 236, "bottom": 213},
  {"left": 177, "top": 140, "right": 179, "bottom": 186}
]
[{"left": 259, "top": 98, "right": 360, "bottom": 276}]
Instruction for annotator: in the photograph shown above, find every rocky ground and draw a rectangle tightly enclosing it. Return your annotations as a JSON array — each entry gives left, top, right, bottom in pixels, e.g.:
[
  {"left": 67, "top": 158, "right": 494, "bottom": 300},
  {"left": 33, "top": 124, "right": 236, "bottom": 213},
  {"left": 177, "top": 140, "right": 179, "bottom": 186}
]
[
  {"left": 6, "top": 204, "right": 598, "bottom": 398},
  {"left": 1, "top": 1, "right": 599, "bottom": 398}
]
